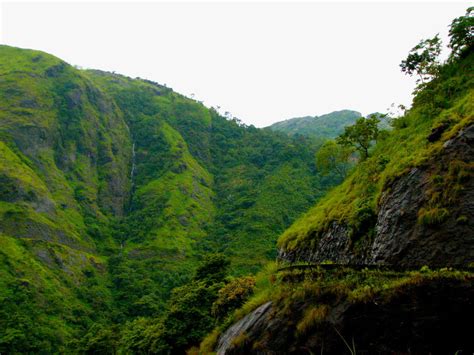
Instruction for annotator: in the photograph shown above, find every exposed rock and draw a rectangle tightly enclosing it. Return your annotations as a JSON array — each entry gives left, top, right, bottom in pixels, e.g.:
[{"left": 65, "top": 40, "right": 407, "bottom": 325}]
[
  {"left": 19, "top": 98, "right": 39, "bottom": 109},
  {"left": 66, "top": 88, "right": 82, "bottom": 109},
  {"left": 370, "top": 124, "right": 474, "bottom": 268},
  {"left": 0, "top": 215, "right": 92, "bottom": 252},
  {"left": 34, "top": 247, "right": 56, "bottom": 267},
  {"left": 178, "top": 215, "right": 189, "bottom": 226},
  {"left": 278, "top": 222, "right": 373, "bottom": 265},
  {"left": 89, "top": 256, "right": 106, "bottom": 272},
  {"left": 218, "top": 278, "right": 474, "bottom": 354},
  {"left": 280, "top": 223, "right": 355, "bottom": 263},
  {"left": 369, "top": 167, "right": 428, "bottom": 265},
  {"left": 216, "top": 302, "right": 273, "bottom": 355},
  {"left": 0, "top": 173, "right": 57, "bottom": 214},
  {"left": 427, "top": 122, "right": 449, "bottom": 142},
  {"left": 11, "top": 125, "right": 51, "bottom": 155},
  {"left": 279, "top": 124, "right": 474, "bottom": 268}
]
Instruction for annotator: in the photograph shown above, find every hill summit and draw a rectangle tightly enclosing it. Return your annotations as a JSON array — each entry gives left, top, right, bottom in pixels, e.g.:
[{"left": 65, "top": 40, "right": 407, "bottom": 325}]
[{"left": 267, "top": 110, "right": 361, "bottom": 138}]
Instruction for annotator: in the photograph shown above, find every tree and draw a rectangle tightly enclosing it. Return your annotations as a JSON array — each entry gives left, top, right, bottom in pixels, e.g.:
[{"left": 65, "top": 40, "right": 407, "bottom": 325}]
[
  {"left": 315, "top": 140, "right": 353, "bottom": 179},
  {"left": 158, "top": 281, "right": 222, "bottom": 353},
  {"left": 400, "top": 34, "right": 442, "bottom": 85},
  {"left": 194, "top": 254, "right": 230, "bottom": 284},
  {"left": 337, "top": 115, "right": 380, "bottom": 161},
  {"left": 448, "top": 7, "right": 474, "bottom": 59},
  {"left": 77, "top": 324, "right": 119, "bottom": 354},
  {"left": 127, "top": 254, "right": 231, "bottom": 354}
]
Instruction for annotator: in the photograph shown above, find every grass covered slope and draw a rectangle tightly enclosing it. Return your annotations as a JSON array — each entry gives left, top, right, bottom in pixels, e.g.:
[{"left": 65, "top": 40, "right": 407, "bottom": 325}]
[
  {"left": 278, "top": 50, "right": 474, "bottom": 259},
  {"left": 0, "top": 46, "right": 132, "bottom": 240}
]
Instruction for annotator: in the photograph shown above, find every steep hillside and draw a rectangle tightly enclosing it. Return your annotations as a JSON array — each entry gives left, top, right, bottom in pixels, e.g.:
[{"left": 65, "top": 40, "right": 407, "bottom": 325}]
[
  {"left": 278, "top": 51, "right": 474, "bottom": 268},
  {"left": 203, "top": 37, "right": 474, "bottom": 355},
  {"left": 85, "top": 70, "right": 332, "bottom": 276},
  {"left": 0, "top": 45, "right": 131, "bottom": 352},
  {"left": 0, "top": 45, "right": 341, "bottom": 351},
  {"left": 267, "top": 110, "right": 361, "bottom": 139}
]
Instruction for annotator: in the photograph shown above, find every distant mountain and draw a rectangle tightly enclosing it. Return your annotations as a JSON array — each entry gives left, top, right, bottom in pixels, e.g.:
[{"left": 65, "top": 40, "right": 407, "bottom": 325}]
[{"left": 267, "top": 110, "right": 362, "bottom": 139}]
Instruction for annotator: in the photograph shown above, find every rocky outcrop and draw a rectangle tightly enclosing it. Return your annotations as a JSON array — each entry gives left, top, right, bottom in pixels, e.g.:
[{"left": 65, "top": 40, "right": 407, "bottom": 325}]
[
  {"left": 369, "top": 124, "right": 474, "bottom": 267},
  {"left": 217, "top": 278, "right": 474, "bottom": 354},
  {"left": 216, "top": 302, "right": 273, "bottom": 355},
  {"left": 278, "top": 222, "right": 370, "bottom": 264},
  {"left": 279, "top": 124, "right": 474, "bottom": 268}
]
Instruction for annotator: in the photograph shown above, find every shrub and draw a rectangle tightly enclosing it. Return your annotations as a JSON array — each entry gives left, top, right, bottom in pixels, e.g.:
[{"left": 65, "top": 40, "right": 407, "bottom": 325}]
[{"left": 211, "top": 276, "right": 256, "bottom": 321}]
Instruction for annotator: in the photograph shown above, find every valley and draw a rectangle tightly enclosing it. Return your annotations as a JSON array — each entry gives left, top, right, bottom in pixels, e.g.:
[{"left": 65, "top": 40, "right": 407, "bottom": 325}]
[{"left": 0, "top": 7, "right": 473, "bottom": 354}]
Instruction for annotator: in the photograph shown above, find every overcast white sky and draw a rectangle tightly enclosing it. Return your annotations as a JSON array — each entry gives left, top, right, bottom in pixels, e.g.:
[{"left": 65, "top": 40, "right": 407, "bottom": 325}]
[{"left": 0, "top": 1, "right": 470, "bottom": 127}]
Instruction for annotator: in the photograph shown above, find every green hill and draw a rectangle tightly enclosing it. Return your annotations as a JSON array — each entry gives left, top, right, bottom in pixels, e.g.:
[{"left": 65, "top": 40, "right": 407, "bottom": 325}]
[
  {"left": 267, "top": 110, "right": 362, "bottom": 139},
  {"left": 0, "top": 45, "right": 341, "bottom": 352}
]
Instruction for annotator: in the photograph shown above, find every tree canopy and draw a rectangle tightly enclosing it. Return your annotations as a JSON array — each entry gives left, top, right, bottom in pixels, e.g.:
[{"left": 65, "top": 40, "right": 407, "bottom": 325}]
[
  {"left": 400, "top": 34, "right": 442, "bottom": 85},
  {"left": 448, "top": 7, "right": 474, "bottom": 59},
  {"left": 336, "top": 115, "right": 380, "bottom": 161},
  {"left": 315, "top": 140, "right": 353, "bottom": 179}
]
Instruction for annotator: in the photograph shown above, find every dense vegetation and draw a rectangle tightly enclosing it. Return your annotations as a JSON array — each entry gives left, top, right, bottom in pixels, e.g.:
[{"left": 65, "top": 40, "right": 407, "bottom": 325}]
[
  {"left": 267, "top": 109, "right": 362, "bottom": 139},
  {"left": 0, "top": 8, "right": 472, "bottom": 353},
  {"left": 0, "top": 45, "right": 342, "bottom": 352},
  {"left": 0, "top": 46, "right": 129, "bottom": 352}
]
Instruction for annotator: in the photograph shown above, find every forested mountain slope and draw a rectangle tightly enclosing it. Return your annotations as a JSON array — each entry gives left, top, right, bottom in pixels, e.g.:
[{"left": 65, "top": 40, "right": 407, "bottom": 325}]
[
  {"left": 267, "top": 110, "right": 361, "bottom": 138},
  {"left": 0, "top": 46, "right": 131, "bottom": 351},
  {"left": 85, "top": 70, "right": 336, "bottom": 276},
  {"left": 0, "top": 45, "right": 340, "bottom": 351}
]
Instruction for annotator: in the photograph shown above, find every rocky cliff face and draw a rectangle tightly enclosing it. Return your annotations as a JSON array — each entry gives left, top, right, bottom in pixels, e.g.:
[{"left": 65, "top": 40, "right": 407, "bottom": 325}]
[
  {"left": 279, "top": 123, "right": 474, "bottom": 268},
  {"left": 216, "top": 302, "right": 273, "bottom": 355},
  {"left": 370, "top": 123, "right": 474, "bottom": 268},
  {"left": 0, "top": 46, "right": 133, "bottom": 350}
]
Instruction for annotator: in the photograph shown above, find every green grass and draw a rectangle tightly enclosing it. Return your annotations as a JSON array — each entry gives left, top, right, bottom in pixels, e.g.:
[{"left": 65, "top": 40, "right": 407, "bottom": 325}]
[
  {"left": 0, "top": 45, "right": 133, "bottom": 351},
  {"left": 295, "top": 304, "right": 329, "bottom": 337},
  {"left": 0, "top": 233, "right": 113, "bottom": 352}
]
